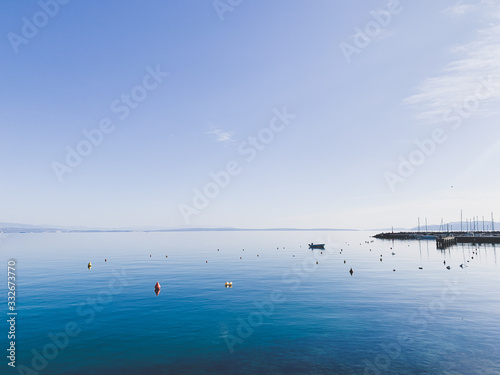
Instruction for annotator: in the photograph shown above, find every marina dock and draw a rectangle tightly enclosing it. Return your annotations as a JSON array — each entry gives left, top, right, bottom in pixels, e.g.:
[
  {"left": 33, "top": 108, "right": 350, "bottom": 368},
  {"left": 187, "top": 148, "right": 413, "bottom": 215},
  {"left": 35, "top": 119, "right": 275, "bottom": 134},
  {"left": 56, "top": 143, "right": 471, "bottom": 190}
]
[{"left": 374, "top": 231, "right": 500, "bottom": 249}]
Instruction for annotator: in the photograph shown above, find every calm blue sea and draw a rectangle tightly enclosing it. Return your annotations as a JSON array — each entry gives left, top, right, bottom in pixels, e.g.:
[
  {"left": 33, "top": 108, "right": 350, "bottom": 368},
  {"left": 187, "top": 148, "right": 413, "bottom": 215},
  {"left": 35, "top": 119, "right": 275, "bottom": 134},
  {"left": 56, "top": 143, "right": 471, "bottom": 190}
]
[{"left": 1, "top": 230, "right": 499, "bottom": 374}]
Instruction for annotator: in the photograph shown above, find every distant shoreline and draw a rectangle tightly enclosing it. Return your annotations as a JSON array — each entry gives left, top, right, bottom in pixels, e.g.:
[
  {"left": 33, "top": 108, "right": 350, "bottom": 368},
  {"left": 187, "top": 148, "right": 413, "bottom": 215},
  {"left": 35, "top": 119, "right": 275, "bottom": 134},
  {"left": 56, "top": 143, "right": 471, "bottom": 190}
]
[{"left": 0, "top": 227, "right": 361, "bottom": 234}]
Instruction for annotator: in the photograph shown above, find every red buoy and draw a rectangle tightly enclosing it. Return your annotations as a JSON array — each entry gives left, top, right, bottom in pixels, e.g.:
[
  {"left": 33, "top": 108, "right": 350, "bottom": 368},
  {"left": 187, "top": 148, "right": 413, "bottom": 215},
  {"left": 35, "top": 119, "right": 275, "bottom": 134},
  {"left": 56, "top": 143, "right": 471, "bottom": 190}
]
[{"left": 154, "top": 282, "right": 161, "bottom": 291}]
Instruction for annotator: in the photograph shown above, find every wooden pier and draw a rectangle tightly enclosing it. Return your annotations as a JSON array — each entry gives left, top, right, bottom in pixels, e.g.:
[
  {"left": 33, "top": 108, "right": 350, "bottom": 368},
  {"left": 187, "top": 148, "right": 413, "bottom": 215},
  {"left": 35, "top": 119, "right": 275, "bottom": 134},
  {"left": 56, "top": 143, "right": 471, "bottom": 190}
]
[
  {"left": 456, "top": 236, "right": 500, "bottom": 244},
  {"left": 374, "top": 231, "right": 500, "bottom": 249},
  {"left": 436, "top": 236, "right": 457, "bottom": 249}
]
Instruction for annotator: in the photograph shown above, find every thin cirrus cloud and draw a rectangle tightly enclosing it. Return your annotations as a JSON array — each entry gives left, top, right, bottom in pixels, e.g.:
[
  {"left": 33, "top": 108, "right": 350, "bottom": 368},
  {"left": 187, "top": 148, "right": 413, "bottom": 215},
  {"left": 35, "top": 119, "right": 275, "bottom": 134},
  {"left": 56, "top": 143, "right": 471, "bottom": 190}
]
[
  {"left": 206, "top": 126, "right": 234, "bottom": 143},
  {"left": 404, "top": 3, "right": 500, "bottom": 123},
  {"left": 443, "top": 1, "right": 474, "bottom": 16}
]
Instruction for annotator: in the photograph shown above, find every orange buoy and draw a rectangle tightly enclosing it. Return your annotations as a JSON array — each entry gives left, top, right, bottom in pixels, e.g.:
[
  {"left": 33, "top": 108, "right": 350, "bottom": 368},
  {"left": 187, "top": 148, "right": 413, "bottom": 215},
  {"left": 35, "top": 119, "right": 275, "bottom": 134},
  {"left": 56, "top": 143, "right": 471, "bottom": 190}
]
[{"left": 154, "top": 282, "right": 161, "bottom": 290}]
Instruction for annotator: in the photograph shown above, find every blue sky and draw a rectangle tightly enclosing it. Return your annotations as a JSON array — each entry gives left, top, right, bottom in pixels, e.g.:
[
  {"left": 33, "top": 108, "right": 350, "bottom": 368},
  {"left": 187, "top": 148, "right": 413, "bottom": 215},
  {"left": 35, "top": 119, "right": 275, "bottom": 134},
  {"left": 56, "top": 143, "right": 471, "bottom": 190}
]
[{"left": 1, "top": 0, "right": 500, "bottom": 229}]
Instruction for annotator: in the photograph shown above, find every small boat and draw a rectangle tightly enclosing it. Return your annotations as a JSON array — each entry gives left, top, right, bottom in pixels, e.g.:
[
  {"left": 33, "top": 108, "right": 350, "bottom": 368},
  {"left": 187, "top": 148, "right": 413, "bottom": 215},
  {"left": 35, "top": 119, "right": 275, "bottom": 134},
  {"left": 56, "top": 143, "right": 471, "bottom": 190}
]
[{"left": 309, "top": 243, "right": 325, "bottom": 249}]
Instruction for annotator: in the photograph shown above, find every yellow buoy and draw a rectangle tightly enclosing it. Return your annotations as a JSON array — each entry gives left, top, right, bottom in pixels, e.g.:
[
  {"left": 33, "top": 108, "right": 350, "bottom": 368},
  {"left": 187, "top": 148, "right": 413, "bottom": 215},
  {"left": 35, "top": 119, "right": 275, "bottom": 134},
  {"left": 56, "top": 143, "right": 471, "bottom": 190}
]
[{"left": 88, "top": 262, "right": 92, "bottom": 268}]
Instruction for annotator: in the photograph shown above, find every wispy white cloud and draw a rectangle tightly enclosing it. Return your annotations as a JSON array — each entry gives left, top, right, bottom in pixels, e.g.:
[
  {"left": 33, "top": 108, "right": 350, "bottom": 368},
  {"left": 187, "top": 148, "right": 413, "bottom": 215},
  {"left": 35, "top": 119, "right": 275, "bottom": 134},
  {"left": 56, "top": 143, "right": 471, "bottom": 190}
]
[
  {"left": 404, "top": 3, "right": 500, "bottom": 123},
  {"left": 443, "top": 1, "right": 475, "bottom": 17},
  {"left": 206, "top": 126, "right": 234, "bottom": 143}
]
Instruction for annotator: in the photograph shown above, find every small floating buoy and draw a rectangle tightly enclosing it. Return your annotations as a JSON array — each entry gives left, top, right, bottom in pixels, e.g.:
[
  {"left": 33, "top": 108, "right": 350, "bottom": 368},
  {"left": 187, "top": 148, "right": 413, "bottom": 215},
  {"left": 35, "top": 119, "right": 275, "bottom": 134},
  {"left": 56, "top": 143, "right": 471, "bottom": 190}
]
[
  {"left": 380, "top": 258, "right": 382, "bottom": 262},
  {"left": 316, "top": 261, "right": 318, "bottom": 264},
  {"left": 321, "top": 252, "right": 323, "bottom": 254},
  {"left": 150, "top": 255, "right": 151, "bottom": 257},
  {"left": 257, "top": 254, "right": 259, "bottom": 257},
  {"left": 105, "top": 259, "right": 107, "bottom": 262},
  {"left": 393, "top": 269, "right": 396, "bottom": 272},
  {"left": 206, "top": 261, "right": 208, "bottom": 263},
  {"left": 217, "top": 249, "right": 219, "bottom": 251},
  {"left": 443, "top": 260, "right": 446, "bottom": 265},
  {"left": 446, "top": 266, "right": 451, "bottom": 270},
  {"left": 349, "top": 268, "right": 353, "bottom": 275},
  {"left": 88, "top": 262, "right": 92, "bottom": 268},
  {"left": 154, "top": 281, "right": 161, "bottom": 290},
  {"left": 419, "top": 267, "right": 423, "bottom": 270},
  {"left": 391, "top": 252, "right": 395, "bottom": 256},
  {"left": 344, "top": 260, "right": 346, "bottom": 264},
  {"left": 166, "top": 255, "right": 168, "bottom": 258},
  {"left": 225, "top": 281, "right": 233, "bottom": 288}
]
